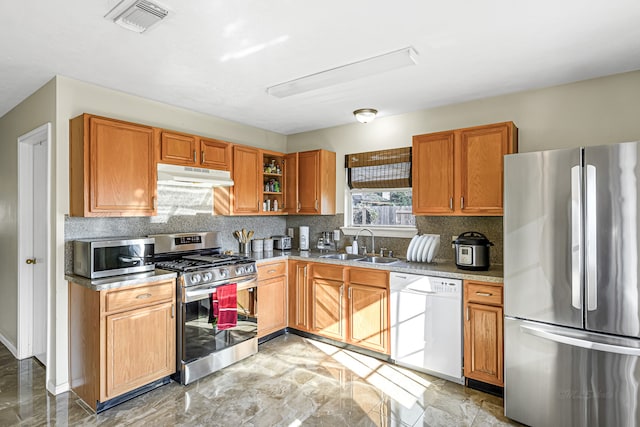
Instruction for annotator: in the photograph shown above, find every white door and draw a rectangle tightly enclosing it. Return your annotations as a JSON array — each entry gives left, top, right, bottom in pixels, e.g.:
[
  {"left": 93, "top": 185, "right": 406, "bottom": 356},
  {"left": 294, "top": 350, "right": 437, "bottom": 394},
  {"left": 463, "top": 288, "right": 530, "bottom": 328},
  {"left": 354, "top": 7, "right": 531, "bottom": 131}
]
[
  {"left": 18, "top": 123, "right": 50, "bottom": 367},
  {"left": 31, "top": 140, "right": 47, "bottom": 364}
]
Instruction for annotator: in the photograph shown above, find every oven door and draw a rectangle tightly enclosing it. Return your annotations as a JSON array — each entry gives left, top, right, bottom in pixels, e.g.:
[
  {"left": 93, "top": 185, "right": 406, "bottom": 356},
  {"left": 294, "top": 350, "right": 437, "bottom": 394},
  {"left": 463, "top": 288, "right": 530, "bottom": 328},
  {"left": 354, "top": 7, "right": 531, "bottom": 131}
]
[{"left": 180, "top": 276, "right": 258, "bottom": 365}]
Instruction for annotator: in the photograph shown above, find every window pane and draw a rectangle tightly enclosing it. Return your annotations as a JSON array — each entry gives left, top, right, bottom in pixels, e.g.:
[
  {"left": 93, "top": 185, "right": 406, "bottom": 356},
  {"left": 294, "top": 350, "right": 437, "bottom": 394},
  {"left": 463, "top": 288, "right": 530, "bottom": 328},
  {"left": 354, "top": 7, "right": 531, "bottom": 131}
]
[{"left": 351, "top": 190, "right": 415, "bottom": 226}]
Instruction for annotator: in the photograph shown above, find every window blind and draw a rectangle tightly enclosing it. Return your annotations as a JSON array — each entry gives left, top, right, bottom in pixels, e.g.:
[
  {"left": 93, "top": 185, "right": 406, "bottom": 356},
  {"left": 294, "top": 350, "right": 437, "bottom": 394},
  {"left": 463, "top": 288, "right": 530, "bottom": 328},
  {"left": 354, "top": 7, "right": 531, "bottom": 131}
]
[{"left": 346, "top": 147, "right": 412, "bottom": 189}]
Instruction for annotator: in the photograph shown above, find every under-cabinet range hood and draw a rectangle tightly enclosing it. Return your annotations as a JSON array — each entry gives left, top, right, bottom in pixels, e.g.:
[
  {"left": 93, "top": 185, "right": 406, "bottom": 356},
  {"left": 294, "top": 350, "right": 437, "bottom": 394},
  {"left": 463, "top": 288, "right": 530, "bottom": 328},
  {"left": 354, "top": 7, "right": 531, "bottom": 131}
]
[{"left": 157, "top": 163, "right": 234, "bottom": 188}]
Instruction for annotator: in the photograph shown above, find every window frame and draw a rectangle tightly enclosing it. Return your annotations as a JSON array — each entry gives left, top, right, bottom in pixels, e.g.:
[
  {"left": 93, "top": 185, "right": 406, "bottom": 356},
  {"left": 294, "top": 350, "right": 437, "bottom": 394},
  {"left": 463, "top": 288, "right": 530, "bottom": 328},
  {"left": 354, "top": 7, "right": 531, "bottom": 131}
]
[{"left": 342, "top": 186, "right": 417, "bottom": 238}]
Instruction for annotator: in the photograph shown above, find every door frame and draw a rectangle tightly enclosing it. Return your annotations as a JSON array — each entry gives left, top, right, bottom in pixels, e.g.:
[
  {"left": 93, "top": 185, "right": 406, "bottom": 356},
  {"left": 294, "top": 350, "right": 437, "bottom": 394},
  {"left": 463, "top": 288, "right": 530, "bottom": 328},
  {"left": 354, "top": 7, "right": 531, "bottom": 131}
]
[{"left": 17, "top": 123, "right": 52, "bottom": 365}]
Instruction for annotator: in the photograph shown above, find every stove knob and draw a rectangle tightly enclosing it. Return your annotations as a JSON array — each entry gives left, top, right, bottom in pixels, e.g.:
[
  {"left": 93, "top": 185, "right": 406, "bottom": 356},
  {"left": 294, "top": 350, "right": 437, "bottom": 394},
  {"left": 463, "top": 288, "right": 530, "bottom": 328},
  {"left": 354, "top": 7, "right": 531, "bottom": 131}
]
[
  {"left": 246, "top": 264, "right": 254, "bottom": 273},
  {"left": 202, "top": 272, "right": 213, "bottom": 282},
  {"left": 236, "top": 266, "right": 246, "bottom": 275},
  {"left": 190, "top": 273, "right": 201, "bottom": 284},
  {"left": 220, "top": 269, "right": 229, "bottom": 278}
]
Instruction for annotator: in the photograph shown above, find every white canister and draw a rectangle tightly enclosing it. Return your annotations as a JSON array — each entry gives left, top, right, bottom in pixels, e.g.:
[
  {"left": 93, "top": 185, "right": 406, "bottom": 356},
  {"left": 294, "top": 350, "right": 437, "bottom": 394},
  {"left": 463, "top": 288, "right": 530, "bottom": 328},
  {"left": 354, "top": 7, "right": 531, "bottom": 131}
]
[
  {"left": 263, "top": 238, "right": 274, "bottom": 251},
  {"left": 299, "top": 226, "right": 309, "bottom": 250},
  {"left": 251, "top": 239, "right": 264, "bottom": 252}
]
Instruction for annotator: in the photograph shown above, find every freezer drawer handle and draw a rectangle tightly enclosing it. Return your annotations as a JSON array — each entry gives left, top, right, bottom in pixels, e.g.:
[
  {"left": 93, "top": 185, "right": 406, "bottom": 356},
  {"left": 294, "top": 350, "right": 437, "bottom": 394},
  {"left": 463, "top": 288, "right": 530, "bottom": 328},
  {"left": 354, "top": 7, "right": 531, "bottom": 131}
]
[{"left": 521, "top": 324, "right": 640, "bottom": 357}]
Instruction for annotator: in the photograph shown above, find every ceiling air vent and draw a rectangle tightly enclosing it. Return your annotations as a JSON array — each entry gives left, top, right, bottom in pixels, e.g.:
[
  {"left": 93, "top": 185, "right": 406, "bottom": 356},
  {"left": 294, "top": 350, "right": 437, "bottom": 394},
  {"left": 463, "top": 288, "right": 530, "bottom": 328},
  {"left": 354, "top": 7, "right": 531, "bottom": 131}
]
[{"left": 106, "top": 0, "right": 168, "bottom": 33}]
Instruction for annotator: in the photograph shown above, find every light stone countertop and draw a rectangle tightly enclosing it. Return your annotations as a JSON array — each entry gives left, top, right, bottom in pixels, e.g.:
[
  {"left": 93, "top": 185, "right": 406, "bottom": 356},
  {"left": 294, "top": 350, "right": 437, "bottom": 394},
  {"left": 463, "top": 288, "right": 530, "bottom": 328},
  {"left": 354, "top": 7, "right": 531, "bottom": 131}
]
[
  {"left": 65, "top": 269, "right": 177, "bottom": 291},
  {"left": 251, "top": 250, "right": 504, "bottom": 283}
]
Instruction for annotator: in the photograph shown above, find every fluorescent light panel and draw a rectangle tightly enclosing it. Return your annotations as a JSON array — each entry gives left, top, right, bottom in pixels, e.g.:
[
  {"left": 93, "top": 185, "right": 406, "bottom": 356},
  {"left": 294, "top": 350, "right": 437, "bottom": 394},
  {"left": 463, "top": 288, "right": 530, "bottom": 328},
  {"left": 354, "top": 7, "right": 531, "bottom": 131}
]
[{"left": 267, "top": 47, "right": 418, "bottom": 98}]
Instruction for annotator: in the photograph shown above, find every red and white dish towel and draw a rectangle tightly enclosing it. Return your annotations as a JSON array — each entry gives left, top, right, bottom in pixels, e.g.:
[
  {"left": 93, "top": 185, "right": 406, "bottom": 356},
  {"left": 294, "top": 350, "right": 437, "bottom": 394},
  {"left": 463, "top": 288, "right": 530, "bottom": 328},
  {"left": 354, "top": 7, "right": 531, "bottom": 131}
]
[{"left": 210, "top": 283, "right": 237, "bottom": 330}]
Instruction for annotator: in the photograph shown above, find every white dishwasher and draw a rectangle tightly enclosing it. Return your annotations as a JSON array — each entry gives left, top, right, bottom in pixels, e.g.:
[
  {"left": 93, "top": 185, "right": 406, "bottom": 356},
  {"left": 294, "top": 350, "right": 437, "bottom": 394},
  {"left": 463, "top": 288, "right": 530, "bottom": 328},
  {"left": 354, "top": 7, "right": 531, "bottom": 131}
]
[{"left": 390, "top": 272, "right": 463, "bottom": 384}]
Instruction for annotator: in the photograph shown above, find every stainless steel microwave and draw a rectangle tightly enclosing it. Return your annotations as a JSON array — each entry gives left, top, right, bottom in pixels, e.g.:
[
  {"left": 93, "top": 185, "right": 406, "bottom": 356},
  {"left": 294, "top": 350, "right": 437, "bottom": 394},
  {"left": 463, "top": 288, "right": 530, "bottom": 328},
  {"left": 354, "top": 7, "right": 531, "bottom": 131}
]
[{"left": 73, "top": 237, "right": 155, "bottom": 279}]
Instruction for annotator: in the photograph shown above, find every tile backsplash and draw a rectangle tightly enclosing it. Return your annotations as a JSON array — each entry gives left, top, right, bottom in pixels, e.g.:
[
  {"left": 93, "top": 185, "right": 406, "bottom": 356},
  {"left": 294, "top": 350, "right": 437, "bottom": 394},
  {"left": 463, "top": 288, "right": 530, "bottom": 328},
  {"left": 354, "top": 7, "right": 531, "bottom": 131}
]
[{"left": 64, "top": 212, "right": 503, "bottom": 272}]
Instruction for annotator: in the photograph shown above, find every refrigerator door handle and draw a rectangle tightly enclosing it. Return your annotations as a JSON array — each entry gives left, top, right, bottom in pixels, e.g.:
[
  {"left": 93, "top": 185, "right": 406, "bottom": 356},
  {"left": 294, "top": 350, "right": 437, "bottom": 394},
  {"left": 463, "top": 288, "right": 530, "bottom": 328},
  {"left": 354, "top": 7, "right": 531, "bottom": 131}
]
[
  {"left": 570, "top": 165, "right": 582, "bottom": 310},
  {"left": 586, "top": 164, "right": 598, "bottom": 311},
  {"left": 521, "top": 324, "right": 640, "bottom": 357}
]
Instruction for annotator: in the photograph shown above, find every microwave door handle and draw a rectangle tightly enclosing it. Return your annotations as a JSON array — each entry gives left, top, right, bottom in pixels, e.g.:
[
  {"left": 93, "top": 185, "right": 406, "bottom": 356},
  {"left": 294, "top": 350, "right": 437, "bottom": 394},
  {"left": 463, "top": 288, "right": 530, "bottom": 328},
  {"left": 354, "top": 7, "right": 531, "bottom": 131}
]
[
  {"left": 570, "top": 165, "right": 582, "bottom": 310},
  {"left": 118, "top": 255, "right": 142, "bottom": 263}
]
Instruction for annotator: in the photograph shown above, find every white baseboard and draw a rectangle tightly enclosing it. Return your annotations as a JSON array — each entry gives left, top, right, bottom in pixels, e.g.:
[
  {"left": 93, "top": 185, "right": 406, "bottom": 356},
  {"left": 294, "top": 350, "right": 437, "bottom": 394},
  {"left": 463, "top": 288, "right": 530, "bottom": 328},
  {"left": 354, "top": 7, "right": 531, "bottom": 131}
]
[
  {"left": 48, "top": 380, "right": 70, "bottom": 395},
  {"left": 0, "top": 332, "right": 19, "bottom": 359}
]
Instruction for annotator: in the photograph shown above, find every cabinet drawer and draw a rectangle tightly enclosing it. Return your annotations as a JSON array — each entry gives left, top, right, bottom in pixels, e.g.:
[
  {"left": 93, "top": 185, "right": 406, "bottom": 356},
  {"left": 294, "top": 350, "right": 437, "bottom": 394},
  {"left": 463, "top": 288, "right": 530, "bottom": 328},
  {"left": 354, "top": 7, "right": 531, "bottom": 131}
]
[
  {"left": 465, "top": 282, "right": 503, "bottom": 306},
  {"left": 348, "top": 268, "right": 388, "bottom": 288},
  {"left": 106, "top": 280, "right": 175, "bottom": 313},
  {"left": 310, "top": 263, "right": 344, "bottom": 281},
  {"left": 257, "top": 260, "right": 287, "bottom": 281}
]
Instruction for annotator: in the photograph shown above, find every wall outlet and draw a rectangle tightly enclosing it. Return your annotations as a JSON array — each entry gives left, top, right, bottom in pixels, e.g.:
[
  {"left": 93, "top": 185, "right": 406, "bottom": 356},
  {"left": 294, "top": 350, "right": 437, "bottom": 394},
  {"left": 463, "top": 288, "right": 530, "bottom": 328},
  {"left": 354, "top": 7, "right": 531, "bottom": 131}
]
[{"left": 452, "top": 235, "right": 458, "bottom": 248}]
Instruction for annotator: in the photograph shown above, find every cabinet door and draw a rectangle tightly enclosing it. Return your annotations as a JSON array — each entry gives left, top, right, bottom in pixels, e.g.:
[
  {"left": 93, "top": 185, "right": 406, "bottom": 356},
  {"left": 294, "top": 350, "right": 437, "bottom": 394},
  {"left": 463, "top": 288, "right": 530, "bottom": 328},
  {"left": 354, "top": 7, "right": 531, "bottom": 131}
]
[
  {"left": 348, "top": 284, "right": 389, "bottom": 354},
  {"left": 159, "top": 131, "right": 197, "bottom": 166},
  {"left": 200, "top": 138, "right": 231, "bottom": 170},
  {"left": 288, "top": 261, "right": 309, "bottom": 331},
  {"left": 104, "top": 301, "right": 175, "bottom": 400},
  {"left": 310, "top": 277, "right": 345, "bottom": 341},
  {"left": 257, "top": 275, "right": 287, "bottom": 338},
  {"left": 232, "top": 145, "right": 261, "bottom": 214},
  {"left": 283, "top": 152, "right": 298, "bottom": 213},
  {"left": 297, "top": 150, "right": 320, "bottom": 214},
  {"left": 412, "top": 132, "right": 455, "bottom": 214},
  {"left": 458, "top": 123, "right": 515, "bottom": 215},
  {"left": 464, "top": 303, "right": 503, "bottom": 386},
  {"left": 89, "top": 116, "right": 156, "bottom": 216}
]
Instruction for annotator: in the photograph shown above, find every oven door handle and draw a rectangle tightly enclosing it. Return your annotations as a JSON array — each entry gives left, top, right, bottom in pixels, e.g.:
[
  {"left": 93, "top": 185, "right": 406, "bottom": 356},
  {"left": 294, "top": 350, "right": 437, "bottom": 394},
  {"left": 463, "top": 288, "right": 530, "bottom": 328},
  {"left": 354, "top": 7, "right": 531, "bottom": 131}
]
[{"left": 184, "top": 276, "right": 258, "bottom": 303}]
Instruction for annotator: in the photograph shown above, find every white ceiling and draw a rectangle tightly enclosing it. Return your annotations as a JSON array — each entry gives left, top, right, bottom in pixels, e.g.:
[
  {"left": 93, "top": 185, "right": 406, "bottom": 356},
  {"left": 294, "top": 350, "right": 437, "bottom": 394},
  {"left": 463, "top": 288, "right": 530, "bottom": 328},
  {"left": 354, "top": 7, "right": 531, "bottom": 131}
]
[{"left": 2, "top": 0, "right": 640, "bottom": 135}]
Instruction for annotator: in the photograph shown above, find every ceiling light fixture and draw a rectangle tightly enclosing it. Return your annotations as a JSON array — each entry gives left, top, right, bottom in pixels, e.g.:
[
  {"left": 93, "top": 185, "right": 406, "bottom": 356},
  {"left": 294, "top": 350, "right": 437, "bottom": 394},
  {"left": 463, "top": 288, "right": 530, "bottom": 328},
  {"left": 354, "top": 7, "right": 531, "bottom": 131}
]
[
  {"left": 353, "top": 108, "right": 378, "bottom": 124},
  {"left": 105, "top": 0, "right": 169, "bottom": 33},
  {"left": 267, "top": 47, "right": 418, "bottom": 98}
]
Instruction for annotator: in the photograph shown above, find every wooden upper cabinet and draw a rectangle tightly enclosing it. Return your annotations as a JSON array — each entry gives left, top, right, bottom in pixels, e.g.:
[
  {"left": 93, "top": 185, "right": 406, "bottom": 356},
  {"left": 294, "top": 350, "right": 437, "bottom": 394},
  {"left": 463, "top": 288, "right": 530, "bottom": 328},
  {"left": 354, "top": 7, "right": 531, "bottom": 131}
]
[
  {"left": 297, "top": 149, "right": 336, "bottom": 215},
  {"left": 159, "top": 131, "right": 197, "bottom": 166},
  {"left": 200, "top": 137, "right": 232, "bottom": 171},
  {"left": 158, "top": 131, "right": 232, "bottom": 170},
  {"left": 283, "top": 152, "right": 298, "bottom": 214},
  {"left": 69, "top": 114, "right": 156, "bottom": 217},
  {"left": 232, "top": 145, "right": 261, "bottom": 214},
  {"left": 412, "top": 121, "right": 517, "bottom": 216},
  {"left": 412, "top": 131, "right": 455, "bottom": 214}
]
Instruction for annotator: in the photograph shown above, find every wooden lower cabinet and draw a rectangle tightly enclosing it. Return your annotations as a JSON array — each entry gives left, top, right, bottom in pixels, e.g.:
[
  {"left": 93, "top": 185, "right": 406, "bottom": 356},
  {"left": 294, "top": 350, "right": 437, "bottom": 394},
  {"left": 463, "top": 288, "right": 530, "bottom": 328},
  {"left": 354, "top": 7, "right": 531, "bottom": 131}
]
[
  {"left": 463, "top": 280, "right": 504, "bottom": 387},
  {"left": 288, "top": 260, "right": 310, "bottom": 331},
  {"left": 310, "top": 263, "right": 346, "bottom": 341},
  {"left": 288, "top": 262, "right": 390, "bottom": 355},
  {"left": 257, "top": 261, "right": 288, "bottom": 338},
  {"left": 69, "top": 278, "right": 176, "bottom": 411},
  {"left": 105, "top": 301, "right": 175, "bottom": 398},
  {"left": 347, "top": 268, "right": 390, "bottom": 354}
]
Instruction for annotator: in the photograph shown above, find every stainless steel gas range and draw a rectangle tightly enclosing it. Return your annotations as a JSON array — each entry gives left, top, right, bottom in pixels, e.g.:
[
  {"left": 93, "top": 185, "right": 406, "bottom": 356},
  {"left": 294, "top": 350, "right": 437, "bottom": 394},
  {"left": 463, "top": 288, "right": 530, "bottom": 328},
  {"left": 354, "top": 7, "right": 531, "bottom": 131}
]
[{"left": 151, "top": 232, "right": 258, "bottom": 385}]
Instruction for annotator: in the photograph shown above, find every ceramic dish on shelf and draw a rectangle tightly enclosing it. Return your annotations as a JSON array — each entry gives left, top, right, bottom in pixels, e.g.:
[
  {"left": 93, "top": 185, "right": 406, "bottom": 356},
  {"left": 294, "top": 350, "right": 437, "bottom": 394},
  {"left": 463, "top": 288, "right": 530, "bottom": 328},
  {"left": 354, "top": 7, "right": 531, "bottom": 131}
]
[
  {"left": 414, "top": 235, "right": 429, "bottom": 263},
  {"left": 421, "top": 235, "right": 434, "bottom": 263},
  {"left": 427, "top": 235, "right": 440, "bottom": 263},
  {"left": 406, "top": 235, "right": 420, "bottom": 262}
]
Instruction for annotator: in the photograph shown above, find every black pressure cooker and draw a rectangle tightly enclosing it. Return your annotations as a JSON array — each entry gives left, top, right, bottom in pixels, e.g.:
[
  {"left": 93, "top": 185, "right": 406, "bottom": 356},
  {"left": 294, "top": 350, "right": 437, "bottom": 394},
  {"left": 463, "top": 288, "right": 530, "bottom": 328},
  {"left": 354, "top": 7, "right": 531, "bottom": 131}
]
[{"left": 452, "top": 231, "right": 494, "bottom": 271}]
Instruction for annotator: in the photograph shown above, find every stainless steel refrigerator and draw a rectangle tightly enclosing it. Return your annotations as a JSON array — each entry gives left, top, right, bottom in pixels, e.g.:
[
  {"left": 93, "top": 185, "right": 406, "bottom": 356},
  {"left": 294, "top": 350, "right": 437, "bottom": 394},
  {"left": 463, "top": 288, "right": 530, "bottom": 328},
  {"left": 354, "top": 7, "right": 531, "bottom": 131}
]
[{"left": 504, "top": 142, "right": 640, "bottom": 427}]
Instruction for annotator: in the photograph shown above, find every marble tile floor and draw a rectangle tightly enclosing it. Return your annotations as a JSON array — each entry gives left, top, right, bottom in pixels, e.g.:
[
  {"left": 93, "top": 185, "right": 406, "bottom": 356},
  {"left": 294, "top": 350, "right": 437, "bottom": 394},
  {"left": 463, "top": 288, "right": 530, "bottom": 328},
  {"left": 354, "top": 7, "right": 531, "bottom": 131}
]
[{"left": 0, "top": 334, "right": 521, "bottom": 426}]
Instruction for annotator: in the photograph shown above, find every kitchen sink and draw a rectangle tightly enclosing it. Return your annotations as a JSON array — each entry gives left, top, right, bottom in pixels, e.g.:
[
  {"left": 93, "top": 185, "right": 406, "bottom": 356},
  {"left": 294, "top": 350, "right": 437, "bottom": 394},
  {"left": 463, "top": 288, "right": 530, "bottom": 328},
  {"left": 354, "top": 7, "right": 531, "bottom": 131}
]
[
  {"left": 319, "top": 253, "right": 365, "bottom": 261},
  {"left": 356, "top": 256, "right": 400, "bottom": 264}
]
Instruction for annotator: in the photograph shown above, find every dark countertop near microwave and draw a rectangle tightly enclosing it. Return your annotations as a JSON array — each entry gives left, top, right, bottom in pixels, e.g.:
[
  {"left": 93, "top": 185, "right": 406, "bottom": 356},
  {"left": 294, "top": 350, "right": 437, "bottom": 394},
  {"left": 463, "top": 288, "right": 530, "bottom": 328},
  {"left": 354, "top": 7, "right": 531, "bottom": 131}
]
[
  {"left": 251, "top": 250, "right": 503, "bottom": 284},
  {"left": 65, "top": 269, "right": 177, "bottom": 291}
]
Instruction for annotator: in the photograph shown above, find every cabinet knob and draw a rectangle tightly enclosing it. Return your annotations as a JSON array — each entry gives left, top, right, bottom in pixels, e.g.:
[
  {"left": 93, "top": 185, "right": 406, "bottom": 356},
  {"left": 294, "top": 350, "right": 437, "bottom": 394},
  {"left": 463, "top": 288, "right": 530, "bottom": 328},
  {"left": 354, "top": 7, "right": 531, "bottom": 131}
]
[
  {"left": 460, "top": 196, "right": 465, "bottom": 209},
  {"left": 26, "top": 258, "right": 37, "bottom": 265},
  {"left": 201, "top": 150, "right": 205, "bottom": 163}
]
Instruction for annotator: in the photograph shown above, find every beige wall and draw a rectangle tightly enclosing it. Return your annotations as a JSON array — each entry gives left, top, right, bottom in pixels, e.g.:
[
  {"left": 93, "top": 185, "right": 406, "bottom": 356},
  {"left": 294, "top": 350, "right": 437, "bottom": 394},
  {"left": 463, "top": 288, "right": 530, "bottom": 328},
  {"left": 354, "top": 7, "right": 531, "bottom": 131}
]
[
  {"left": 0, "top": 79, "right": 56, "bottom": 353},
  {"left": 287, "top": 70, "right": 640, "bottom": 213}
]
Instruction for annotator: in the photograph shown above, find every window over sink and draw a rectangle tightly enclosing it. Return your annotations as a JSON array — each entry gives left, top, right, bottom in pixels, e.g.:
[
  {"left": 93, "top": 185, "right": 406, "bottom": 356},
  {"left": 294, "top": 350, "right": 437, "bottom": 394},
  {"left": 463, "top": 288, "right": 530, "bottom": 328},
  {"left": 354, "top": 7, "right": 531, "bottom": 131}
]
[{"left": 343, "top": 148, "right": 417, "bottom": 238}]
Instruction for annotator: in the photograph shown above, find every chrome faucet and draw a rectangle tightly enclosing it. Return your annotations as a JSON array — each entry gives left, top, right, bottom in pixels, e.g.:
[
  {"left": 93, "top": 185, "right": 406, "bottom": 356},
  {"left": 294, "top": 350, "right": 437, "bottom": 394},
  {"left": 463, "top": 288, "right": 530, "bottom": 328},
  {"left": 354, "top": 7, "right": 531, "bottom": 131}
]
[{"left": 354, "top": 228, "right": 375, "bottom": 256}]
